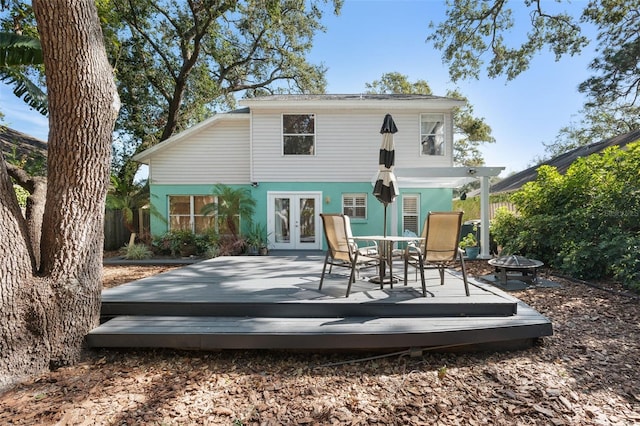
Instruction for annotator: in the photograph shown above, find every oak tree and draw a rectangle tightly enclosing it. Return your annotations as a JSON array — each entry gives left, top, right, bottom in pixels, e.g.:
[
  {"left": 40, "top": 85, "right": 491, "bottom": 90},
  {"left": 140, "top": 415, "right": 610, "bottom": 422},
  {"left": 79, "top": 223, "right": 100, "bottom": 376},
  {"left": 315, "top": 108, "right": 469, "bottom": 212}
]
[
  {"left": 0, "top": 0, "right": 119, "bottom": 388},
  {"left": 105, "top": 0, "right": 342, "bottom": 185},
  {"left": 428, "top": 0, "right": 640, "bottom": 151}
]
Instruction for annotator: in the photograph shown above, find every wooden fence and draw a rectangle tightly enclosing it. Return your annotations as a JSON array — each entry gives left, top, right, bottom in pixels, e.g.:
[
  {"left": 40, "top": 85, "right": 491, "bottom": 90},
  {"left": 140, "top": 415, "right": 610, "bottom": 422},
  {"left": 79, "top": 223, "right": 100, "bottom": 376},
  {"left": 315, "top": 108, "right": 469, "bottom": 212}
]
[
  {"left": 104, "top": 208, "right": 150, "bottom": 250},
  {"left": 489, "top": 202, "right": 518, "bottom": 219}
]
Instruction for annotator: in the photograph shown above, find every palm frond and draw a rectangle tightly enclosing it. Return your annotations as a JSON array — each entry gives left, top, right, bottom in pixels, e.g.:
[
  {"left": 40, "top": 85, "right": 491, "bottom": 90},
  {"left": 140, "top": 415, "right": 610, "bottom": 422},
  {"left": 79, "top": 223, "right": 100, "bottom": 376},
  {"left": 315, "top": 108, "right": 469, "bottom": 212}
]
[
  {"left": 0, "top": 68, "right": 47, "bottom": 115},
  {"left": 0, "top": 33, "right": 43, "bottom": 67}
]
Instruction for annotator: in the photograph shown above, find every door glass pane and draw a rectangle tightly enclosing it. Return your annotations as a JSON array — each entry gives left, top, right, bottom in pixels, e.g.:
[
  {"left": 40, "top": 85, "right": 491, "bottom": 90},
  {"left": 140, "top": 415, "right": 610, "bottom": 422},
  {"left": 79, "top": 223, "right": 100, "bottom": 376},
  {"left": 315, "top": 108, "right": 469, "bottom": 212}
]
[
  {"left": 274, "top": 197, "right": 290, "bottom": 243},
  {"left": 299, "top": 197, "right": 315, "bottom": 243}
]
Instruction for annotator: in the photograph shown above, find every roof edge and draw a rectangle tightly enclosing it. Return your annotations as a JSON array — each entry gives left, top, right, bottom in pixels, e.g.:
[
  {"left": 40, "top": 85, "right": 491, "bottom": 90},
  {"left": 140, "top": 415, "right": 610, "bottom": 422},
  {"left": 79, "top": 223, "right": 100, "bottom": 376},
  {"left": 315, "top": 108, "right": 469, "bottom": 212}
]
[
  {"left": 133, "top": 111, "right": 249, "bottom": 163},
  {"left": 240, "top": 94, "right": 465, "bottom": 109}
]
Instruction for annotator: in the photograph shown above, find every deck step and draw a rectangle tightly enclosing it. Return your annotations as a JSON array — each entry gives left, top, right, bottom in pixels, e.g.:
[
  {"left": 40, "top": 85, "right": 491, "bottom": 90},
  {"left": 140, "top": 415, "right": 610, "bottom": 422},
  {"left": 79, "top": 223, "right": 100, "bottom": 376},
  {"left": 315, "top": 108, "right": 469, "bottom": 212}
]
[
  {"left": 88, "top": 302, "right": 552, "bottom": 350},
  {"left": 101, "top": 297, "right": 517, "bottom": 319}
]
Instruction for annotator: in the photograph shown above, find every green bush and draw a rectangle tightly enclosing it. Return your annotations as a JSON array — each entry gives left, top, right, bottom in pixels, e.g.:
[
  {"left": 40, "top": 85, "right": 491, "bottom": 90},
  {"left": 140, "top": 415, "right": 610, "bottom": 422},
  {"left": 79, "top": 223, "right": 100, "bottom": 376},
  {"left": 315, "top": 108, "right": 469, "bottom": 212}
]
[
  {"left": 490, "top": 208, "right": 521, "bottom": 252},
  {"left": 119, "top": 243, "right": 153, "bottom": 260},
  {"left": 491, "top": 141, "right": 640, "bottom": 290},
  {"left": 453, "top": 198, "right": 479, "bottom": 222},
  {"left": 152, "top": 230, "right": 217, "bottom": 257},
  {"left": 151, "top": 233, "right": 174, "bottom": 255},
  {"left": 610, "top": 233, "right": 640, "bottom": 291},
  {"left": 203, "top": 245, "right": 219, "bottom": 259},
  {"left": 14, "top": 185, "right": 29, "bottom": 208},
  {"left": 454, "top": 193, "right": 513, "bottom": 223}
]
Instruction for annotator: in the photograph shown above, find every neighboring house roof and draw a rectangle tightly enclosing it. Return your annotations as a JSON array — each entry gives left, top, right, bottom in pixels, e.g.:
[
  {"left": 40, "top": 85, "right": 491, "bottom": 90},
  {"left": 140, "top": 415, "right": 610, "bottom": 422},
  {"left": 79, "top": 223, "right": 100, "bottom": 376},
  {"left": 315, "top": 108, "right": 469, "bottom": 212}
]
[
  {"left": 490, "top": 128, "right": 640, "bottom": 194},
  {"left": 0, "top": 125, "right": 47, "bottom": 161}
]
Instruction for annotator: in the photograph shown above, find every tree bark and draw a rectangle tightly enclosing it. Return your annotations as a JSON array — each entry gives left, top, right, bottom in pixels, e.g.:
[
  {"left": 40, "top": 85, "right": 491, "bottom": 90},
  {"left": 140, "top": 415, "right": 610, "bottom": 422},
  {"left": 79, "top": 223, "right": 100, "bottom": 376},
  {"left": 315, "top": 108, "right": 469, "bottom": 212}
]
[
  {"left": 0, "top": 157, "right": 43, "bottom": 389},
  {"left": 0, "top": 0, "right": 119, "bottom": 389},
  {"left": 6, "top": 162, "right": 46, "bottom": 268}
]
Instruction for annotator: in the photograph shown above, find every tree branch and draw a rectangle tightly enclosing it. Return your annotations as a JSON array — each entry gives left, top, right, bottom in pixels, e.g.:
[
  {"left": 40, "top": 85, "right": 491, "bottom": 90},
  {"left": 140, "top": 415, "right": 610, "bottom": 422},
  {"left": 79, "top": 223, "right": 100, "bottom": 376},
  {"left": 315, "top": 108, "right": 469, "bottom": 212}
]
[{"left": 6, "top": 161, "right": 35, "bottom": 192}]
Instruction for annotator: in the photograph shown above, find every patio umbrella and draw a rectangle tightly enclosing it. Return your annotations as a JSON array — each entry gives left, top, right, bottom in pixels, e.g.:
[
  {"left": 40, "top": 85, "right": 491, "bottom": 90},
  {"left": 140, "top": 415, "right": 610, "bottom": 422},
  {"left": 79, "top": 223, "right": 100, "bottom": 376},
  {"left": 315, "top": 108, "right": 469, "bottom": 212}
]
[{"left": 373, "top": 113, "right": 399, "bottom": 237}]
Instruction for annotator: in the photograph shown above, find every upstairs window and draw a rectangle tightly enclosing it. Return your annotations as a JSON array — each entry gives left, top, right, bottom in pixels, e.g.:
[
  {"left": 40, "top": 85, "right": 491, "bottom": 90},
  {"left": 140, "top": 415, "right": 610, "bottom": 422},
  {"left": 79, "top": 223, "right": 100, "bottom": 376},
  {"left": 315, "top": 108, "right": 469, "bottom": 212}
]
[
  {"left": 420, "top": 113, "right": 445, "bottom": 156},
  {"left": 283, "top": 114, "right": 315, "bottom": 155},
  {"left": 343, "top": 193, "right": 367, "bottom": 219}
]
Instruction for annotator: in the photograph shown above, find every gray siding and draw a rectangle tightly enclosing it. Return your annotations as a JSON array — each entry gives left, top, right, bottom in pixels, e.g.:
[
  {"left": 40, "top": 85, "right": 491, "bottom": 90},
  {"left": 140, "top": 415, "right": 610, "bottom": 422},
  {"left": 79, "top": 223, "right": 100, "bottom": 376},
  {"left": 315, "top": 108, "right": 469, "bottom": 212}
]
[
  {"left": 251, "top": 109, "right": 453, "bottom": 182},
  {"left": 149, "top": 119, "right": 250, "bottom": 184}
]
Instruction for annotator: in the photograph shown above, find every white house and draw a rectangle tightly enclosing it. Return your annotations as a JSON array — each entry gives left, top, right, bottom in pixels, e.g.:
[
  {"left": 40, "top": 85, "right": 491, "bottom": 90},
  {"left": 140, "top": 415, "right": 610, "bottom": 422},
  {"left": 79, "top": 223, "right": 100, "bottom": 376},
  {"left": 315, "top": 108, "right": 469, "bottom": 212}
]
[{"left": 134, "top": 94, "right": 501, "bottom": 252}]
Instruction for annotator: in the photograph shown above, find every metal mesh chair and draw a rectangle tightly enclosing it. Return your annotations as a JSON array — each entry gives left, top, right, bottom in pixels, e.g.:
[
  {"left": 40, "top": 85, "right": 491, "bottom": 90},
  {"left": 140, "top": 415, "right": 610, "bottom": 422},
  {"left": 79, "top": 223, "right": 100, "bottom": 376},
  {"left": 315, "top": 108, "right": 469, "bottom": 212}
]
[
  {"left": 319, "top": 213, "right": 380, "bottom": 297},
  {"left": 404, "top": 211, "right": 470, "bottom": 297}
]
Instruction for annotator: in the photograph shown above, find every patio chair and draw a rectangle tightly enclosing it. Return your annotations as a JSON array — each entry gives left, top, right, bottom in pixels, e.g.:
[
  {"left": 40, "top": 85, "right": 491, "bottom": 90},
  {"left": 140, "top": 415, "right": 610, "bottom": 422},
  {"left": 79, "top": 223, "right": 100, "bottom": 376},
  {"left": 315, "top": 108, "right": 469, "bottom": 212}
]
[
  {"left": 319, "top": 213, "right": 380, "bottom": 297},
  {"left": 404, "top": 211, "right": 470, "bottom": 297},
  {"left": 326, "top": 215, "right": 378, "bottom": 274},
  {"left": 344, "top": 215, "right": 378, "bottom": 257}
]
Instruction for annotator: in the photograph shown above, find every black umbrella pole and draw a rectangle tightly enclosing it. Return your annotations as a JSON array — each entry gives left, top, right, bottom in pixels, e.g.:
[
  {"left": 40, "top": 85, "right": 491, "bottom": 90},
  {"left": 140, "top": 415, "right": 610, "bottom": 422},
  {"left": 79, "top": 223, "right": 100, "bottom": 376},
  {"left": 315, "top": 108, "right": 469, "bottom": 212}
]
[{"left": 383, "top": 204, "right": 388, "bottom": 237}]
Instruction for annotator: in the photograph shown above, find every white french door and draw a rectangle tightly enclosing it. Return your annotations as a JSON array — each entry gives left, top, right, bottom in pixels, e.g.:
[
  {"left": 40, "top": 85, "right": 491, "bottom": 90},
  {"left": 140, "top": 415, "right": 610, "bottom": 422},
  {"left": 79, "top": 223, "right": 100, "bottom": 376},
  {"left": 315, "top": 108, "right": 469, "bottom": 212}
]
[{"left": 267, "top": 192, "right": 322, "bottom": 250}]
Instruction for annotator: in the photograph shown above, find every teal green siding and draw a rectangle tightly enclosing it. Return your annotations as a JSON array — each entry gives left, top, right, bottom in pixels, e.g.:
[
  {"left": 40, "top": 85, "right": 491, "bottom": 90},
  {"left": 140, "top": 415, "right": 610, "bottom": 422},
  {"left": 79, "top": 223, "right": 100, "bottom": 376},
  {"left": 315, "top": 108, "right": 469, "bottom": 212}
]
[{"left": 149, "top": 182, "right": 452, "bottom": 242}]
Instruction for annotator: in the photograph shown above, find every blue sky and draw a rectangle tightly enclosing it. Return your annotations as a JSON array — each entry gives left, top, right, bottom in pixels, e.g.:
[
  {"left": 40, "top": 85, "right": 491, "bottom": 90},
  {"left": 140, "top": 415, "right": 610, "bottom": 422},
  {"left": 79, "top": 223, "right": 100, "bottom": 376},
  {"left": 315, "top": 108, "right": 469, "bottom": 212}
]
[
  {"left": 0, "top": 0, "right": 597, "bottom": 176},
  {"left": 307, "top": 0, "right": 597, "bottom": 175}
]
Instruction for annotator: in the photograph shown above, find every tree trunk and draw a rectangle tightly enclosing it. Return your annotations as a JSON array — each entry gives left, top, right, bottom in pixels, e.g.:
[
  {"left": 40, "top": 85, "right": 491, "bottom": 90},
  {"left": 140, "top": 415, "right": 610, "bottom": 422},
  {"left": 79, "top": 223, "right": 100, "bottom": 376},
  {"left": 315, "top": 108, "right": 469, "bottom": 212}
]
[
  {"left": 0, "top": 0, "right": 119, "bottom": 389},
  {"left": 6, "top": 163, "right": 47, "bottom": 268}
]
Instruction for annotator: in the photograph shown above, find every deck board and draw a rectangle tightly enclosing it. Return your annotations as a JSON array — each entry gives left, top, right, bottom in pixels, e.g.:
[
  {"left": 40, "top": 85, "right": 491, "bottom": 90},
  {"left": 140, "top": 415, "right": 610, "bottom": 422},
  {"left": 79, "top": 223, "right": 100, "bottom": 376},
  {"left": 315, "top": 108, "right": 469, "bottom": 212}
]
[
  {"left": 88, "top": 303, "right": 551, "bottom": 350},
  {"left": 101, "top": 255, "right": 519, "bottom": 318},
  {"left": 91, "top": 252, "right": 553, "bottom": 351}
]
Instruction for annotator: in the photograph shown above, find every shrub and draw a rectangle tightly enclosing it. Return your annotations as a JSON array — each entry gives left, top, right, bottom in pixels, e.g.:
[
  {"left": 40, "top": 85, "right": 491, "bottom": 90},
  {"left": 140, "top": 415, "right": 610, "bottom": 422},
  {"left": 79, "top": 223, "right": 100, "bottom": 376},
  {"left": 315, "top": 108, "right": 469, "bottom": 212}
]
[
  {"left": 193, "top": 232, "right": 215, "bottom": 255},
  {"left": 492, "top": 141, "right": 640, "bottom": 290},
  {"left": 203, "top": 245, "right": 219, "bottom": 259},
  {"left": 119, "top": 243, "right": 153, "bottom": 260},
  {"left": 152, "top": 230, "right": 218, "bottom": 257},
  {"left": 490, "top": 208, "right": 520, "bottom": 253},
  {"left": 151, "top": 232, "right": 176, "bottom": 256},
  {"left": 216, "top": 234, "right": 246, "bottom": 256},
  {"left": 610, "top": 233, "right": 640, "bottom": 291}
]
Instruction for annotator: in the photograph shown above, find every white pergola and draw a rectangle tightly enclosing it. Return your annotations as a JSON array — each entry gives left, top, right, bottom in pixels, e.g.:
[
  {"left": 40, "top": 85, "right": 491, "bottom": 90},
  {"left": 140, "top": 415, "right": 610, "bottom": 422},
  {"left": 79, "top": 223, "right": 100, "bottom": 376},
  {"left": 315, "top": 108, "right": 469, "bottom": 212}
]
[{"left": 394, "top": 166, "right": 505, "bottom": 259}]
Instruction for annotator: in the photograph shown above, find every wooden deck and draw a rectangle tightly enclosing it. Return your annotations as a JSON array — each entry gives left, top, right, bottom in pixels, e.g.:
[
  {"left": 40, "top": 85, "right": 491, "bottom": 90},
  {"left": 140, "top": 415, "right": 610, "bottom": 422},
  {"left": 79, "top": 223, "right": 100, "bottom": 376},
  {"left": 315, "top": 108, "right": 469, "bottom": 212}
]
[{"left": 88, "top": 251, "right": 553, "bottom": 351}]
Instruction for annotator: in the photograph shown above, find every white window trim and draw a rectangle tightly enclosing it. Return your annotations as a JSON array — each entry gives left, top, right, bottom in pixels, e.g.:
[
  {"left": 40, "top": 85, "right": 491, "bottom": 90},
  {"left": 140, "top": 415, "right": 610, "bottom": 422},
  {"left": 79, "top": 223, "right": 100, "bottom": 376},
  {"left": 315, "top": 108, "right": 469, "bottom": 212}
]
[
  {"left": 168, "top": 194, "right": 215, "bottom": 233},
  {"left": 420, "top": 113, "right": 446, "bottom": 157},
  {"left": 402, "top": 194, "right": 420, "bottom": 235},
  {"left": 282, "top": 113, "right": 316, "bottom": 156},
  {"left": 342, "top": 193, "right": 367, "bottom": 220}
]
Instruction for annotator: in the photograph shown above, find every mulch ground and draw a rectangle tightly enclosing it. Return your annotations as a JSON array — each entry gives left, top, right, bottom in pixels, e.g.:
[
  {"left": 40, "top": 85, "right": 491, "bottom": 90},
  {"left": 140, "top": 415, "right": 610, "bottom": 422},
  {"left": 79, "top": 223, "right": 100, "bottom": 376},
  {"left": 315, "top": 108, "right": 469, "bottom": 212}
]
[{"left": 1, "top": 260, "right": 639, "bottom": 425}]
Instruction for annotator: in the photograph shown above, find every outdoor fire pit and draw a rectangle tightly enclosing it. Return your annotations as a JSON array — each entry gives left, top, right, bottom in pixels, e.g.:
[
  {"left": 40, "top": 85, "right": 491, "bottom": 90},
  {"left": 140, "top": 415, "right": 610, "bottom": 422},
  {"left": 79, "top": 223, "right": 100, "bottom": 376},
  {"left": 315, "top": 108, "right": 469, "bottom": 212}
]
[{"left": 488, "top": 255, "right": 544, "bottom": 286}]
